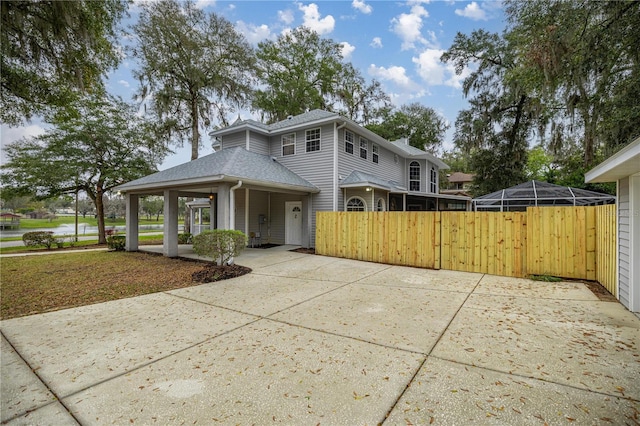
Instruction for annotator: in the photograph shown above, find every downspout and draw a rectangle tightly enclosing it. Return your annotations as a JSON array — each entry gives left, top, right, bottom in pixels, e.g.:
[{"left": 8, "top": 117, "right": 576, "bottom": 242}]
[
  {"left": 229, "top": 181, "right": 243, "bottom": 230},
  {"left": 334, "top": 122, "right": 347, "bottom": 211}
]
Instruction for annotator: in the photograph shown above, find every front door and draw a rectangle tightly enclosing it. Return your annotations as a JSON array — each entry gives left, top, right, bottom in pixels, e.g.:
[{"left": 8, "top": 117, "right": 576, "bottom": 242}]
[{"left": 285, "top": 201, "right": 302, "bottom": 245}]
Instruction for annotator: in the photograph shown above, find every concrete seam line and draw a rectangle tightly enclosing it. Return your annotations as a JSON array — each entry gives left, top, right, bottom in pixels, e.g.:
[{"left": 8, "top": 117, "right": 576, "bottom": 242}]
[
  {"left": 378, "top": 273, "right": 486, "bottom": 424},
  {"left": 0, "top": 330, "right": 83, "bottom": 425},
  {"left": 47, "top": 317, "right": 264, "bottom": 403}
]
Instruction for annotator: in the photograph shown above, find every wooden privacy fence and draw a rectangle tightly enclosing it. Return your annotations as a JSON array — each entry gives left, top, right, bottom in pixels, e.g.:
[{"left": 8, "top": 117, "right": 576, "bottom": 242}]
[{"left": 316, "top": 205, "right": 617, "bottom": 296}]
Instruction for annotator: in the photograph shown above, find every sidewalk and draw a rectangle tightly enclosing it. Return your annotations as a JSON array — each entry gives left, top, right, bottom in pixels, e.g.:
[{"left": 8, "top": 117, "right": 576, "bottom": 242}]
[{"left": 2, "top": 248, "right": 639, "bottom": 424}]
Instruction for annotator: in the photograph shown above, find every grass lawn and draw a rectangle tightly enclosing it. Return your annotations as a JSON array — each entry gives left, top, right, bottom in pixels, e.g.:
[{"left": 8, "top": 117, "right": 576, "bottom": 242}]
[
  {"left": 1, "top": 251, "right": 249, "bottom": 320},
  {"left": 17, "top": 216, "right": 168, "bottom": 229},
  {"left": 0, "top": 235, "right": 164, "bottom": 254}
]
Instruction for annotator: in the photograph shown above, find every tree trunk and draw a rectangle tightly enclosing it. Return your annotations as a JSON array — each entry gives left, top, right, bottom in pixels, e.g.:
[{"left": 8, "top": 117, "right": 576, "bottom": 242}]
[{"left": 95, "top": 185, "right": 106, "bottom": 244}]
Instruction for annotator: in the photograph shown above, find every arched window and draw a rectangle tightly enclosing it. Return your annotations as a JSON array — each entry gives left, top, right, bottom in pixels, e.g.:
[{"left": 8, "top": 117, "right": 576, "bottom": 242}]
[
  {"left": 409, "top": 161, "right": 421, "bottom": 191},
  {"left": 376, "top": 198, "right": 386, "bottom": 211},
  {"left": 346, "top": 197, "right": 366, "bottom": 211},
  {"left": 430, "top": 166, "right": 437, "bottom": 193}
]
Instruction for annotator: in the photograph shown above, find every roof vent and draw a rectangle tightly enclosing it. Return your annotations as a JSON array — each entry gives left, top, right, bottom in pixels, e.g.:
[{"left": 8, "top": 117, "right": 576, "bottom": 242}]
[{"left": 287, "top": 115, "right": 293, "bottom": 120}]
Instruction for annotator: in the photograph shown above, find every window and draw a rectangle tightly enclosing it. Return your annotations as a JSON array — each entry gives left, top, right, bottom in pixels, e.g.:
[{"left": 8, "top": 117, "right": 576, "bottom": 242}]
[
  {"left": 430, "top": 166, "right": 437, "bottom": 193},
  {"left": 409, "top": 161, "right": 421, "bottom": 192},
  {"left": 360, "top": 137, "right": 368, "bottom": 159},
  {"left": 345, "top": 130, "right": 354, "bottom": 154},
  {"left": 346, "top": 197, "right": 366, "bottom": 211},
  {"left": 376, "top": 198, "right": 385, "bottom": 211},
  {"left": 372, "top": 144, "right": 379, "bottom": 164},
  {"left": 282, "top": 133, "right": 295, "bottom": 156},
  {"left": 306, "top": 128, "right": 320, "bottom": 152}
]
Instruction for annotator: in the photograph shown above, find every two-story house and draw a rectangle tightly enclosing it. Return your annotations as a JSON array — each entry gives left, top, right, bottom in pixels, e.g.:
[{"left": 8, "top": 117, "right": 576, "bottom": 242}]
[{"left": 116, "top": 109, "right": 469, "bottom": 256}]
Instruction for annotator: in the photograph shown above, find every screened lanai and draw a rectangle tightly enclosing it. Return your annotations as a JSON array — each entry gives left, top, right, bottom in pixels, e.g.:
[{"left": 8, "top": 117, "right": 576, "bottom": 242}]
[{"left": 472, "top": 180, "right": 615, "bottom": 211}]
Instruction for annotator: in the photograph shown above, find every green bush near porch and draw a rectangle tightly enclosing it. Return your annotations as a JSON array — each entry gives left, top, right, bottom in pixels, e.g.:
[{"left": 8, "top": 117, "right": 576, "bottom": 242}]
[{"left": 192, "top": 230, "right": 247, "bottom": 265}]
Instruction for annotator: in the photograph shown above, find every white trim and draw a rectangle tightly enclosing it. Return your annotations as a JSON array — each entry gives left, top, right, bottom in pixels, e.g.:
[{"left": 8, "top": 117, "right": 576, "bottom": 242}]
[
  {"left": 346, "top": 196, "right": 367, "bottom": 211},
  {"left": 586, "top": 136, "right": 640, "bottom": 183}
]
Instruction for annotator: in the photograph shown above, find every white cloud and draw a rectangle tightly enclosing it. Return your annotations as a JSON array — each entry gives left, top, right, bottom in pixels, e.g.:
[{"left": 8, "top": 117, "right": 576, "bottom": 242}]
[
  {"left": 390, "top": 3, "right": 430, "bottom": 50},
  {"left": 370, "top": 37, "right": 383, "bottom": 48},
  {"left": 235, "top": 21, "right": 273, "bottom": 44},
  {"left": 412, "top": 48, "right": 470, "bottom": 89},
  {"left": 278, "top": 9, "right": 294, "bottom": 25},
  {"left": 454, "top": 2, "right": 488, "bottom": 21},
  {"left": 298, "top": 3, "right": 335, "bottom": 35},
  {"left": 118, "top": 79, "right": 130, "bottom": 88},
  {"left": 352, "top": 0, "right": 372, "bottom": 14},
  {"left": 368, "top": 64, "right": 414, "bottom": 89},
  {"left": 194, "top": 0, "right": 215, "bottom": 10},
  {"left": 340, "top": 42, "right": 356, "bottom": 60},
  {"left": 1, "top": 122, "right": 48, "bottom": 164}
]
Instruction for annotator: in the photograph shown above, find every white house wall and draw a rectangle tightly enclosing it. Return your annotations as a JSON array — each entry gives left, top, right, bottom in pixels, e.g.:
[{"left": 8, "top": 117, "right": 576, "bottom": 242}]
[
  {"left": 337, "top": 129, "right": 405, "bottom": 184},
  {"left": 269, "top": 123, "right": 335, "bottom": 244},
  {"left": 617, "top": 176, "right": 631, "bottom": 309}
]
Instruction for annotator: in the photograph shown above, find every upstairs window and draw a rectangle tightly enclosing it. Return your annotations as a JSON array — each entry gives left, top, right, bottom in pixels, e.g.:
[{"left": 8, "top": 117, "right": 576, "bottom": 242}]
[
  {"left": 306, "top": 128, "right": 321, "bottom": 152},
  {"left": 346, "top": 197, "right": 366, "bottom": 211},
  {"left": 372, "top": 144, "right": 379, "bottom": 164},
  {"left": 282, "top": 133, "right": 295, "bottom": 156},
  {"left": 345, "top": 130, "right": 354, "bottom": 154},
  {"left": 409, "top": 161, "right": 421, "bottom": 192},
  {"left": 430, "top": 166, "right": 437, "bottom": 193},
  {"left": 360, "top": 137, "right": 368, "bottom": 159}
]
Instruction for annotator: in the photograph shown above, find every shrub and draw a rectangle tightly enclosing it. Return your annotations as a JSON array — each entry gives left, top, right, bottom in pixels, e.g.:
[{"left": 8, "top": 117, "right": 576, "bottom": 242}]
[
  {"left": 107, "top": 235, "right": 126, "bottom": 251},
  {"left": 22, "top": 231, "right": 57, "bottom": 249},
  {"left": 178, "top": 233, "right": 192, "bottom": 244},
  {"left": 192, "top": 229, "right": 247, "bottom": 265}
]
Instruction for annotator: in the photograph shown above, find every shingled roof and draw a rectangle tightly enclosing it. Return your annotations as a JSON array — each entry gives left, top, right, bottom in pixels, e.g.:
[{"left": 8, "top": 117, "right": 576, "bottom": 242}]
[{"left": 115, "top": 147, "right": 319, "bottom": 193}]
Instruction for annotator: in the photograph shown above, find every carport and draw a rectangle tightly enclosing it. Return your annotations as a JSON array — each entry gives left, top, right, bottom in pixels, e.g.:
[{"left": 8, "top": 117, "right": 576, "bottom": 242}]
[{"left": 114, "top": 147, "right": 319, "bottom": 257}]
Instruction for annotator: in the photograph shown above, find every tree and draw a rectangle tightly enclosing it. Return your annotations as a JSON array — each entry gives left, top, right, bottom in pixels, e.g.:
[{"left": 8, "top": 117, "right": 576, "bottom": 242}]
[
  {"left": 1, "top": 0, "right": 127, "bottom": 125},
  {"left": 1, "top": 93, "right": 167, "bottom": 243},
  {"left": 505, "top": 0, "right": 640, "bottom": 167},
  {"left": 253, "top": 27, "right": 340, "bottom": 122},
  {"left": 141, "top": 196, "right": 164, "bottom": 221},
  {"left": 442, "top": 30, "right": 538, "bottom": 195},
  {"left": 132, "top": 0, "right": 255, "bottom": 161},
  {"left": 335, "top": 63, "right": 391, "bottom": 125},
  {"left": 365, "top": 103, "right": 449, "bottom": 154}
]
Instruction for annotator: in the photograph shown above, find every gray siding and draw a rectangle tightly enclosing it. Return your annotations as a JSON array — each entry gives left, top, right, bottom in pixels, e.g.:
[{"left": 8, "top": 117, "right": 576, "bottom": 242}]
[
  {"left": 244, "top": 189, "right": 268, "bottom": 239},
  {"left": 249, "top": 133, "right": 270, "bottom": 156},
  {"left": 618, "top": 177, "right": 630, "bottom": 309},
  {"left": 268, "top": 192, "right": 305, "bottom": 244},
  {"left": 271, "top": 124, "right": 336, "bottom": 245},
  {"left": 222, "top": 133, "right": 246, "bottom": 150}
]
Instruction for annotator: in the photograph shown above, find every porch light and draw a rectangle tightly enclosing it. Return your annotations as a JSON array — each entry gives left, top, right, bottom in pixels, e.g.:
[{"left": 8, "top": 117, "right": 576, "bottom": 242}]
[
  {"left": 366, "top": 187, "right": 372, "bottom": 192},
  {"left": 208, "top": 193, "right": 214, "bottom": 200}
]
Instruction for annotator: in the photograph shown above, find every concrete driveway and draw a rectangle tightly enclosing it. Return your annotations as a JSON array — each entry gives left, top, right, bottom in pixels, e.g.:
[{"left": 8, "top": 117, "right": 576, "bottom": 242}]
[{"left": 2, "top": 246, "right": 639, "bottom": 425}]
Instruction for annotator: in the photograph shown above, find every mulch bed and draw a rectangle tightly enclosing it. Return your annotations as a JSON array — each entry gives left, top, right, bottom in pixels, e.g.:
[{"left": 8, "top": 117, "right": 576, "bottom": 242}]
[
  {"left": 191, "top": 264, "right": 252, "bottom": 283},
  {"left": 290, "top": 247, "right": 315, "bottom": 254},
  {"left": 582, "top": 280, "right": 618, "bottom": 302}
]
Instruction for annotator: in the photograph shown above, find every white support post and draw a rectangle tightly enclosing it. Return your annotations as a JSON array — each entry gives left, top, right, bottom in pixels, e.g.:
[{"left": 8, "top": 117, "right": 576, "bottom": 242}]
[
  {"left": 125, "top": 193, "right": 139, "bottom": 252},
  {"left": 163, "top": 190, "right": 179, "bottom": 257},
  {"left": 217, "top": 184, "right": 230, "bottom": 230}
]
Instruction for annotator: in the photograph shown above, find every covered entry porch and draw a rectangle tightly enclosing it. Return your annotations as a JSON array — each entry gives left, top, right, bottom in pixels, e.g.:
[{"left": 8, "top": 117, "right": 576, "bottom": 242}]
[{"left": 115, "top": 147, "right": 319, "bottom": 257}]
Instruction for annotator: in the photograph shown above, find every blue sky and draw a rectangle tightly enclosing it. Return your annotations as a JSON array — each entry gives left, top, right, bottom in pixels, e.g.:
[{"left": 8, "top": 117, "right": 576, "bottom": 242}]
[{"left": 2, "top": 0, "right": 506, "bottom": 171}]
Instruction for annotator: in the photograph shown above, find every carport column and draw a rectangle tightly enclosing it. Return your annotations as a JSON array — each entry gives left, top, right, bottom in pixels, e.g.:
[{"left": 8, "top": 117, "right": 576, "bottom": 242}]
[
  {"left": 125, "top": 193, "right": 139, "bottom": 252},
  {"left": 163, "top": 190, "right": 179, "bottom": 257},
  {"left": 217, "top": 184, "right": 230, "bottom": 230},
  {"left": 302, "top": 194, "right": 312, "bottom": 248}
]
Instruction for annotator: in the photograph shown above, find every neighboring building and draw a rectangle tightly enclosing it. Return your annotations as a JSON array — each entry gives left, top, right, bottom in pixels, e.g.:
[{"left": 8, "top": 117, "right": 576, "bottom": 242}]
[
  {"left": 441, "top": 172, "right": 474, "bottom": 197},
  {"left": 586, "top": 137, "right": 640, "bottom": 314},
  {"left": 0, "top": 213, "right": 21, "bottom": 230},
  {"left": 116, "top": 109, "right": 469, "bottom": 255},
  {"left": 472, "top": 180, "right": 615, "bottom": 212}
]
